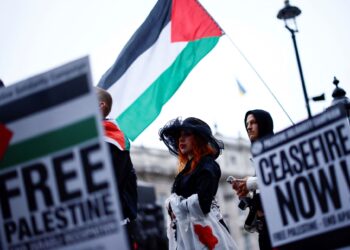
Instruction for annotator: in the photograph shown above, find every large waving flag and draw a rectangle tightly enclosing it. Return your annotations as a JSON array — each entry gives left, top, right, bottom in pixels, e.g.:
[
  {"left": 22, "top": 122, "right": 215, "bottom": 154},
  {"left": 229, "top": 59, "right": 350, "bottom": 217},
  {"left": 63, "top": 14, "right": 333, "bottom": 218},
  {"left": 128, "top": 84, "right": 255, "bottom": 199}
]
[{"left": 98, "top": 0, "right": 223, "bottom": 140}]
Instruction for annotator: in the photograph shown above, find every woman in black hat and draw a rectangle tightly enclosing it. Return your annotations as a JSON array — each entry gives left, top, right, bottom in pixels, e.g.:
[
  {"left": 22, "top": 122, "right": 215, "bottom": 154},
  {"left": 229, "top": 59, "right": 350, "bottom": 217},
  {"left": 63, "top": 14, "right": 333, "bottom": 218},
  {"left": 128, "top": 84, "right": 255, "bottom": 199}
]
[{"left": 160, "top": 117, "right": 237, "bottom": 250}]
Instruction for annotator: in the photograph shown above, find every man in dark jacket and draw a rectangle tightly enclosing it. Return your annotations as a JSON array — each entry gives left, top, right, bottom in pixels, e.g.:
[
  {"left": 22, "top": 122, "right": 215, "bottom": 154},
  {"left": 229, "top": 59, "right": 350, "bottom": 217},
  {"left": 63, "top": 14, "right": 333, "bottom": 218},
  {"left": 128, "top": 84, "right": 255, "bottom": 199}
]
[
  {"left": 233, "top": 109, "right": 274, "bottom": 250},
  {"left": 96, "top": 87, "right": 138, "bottom": 248}
]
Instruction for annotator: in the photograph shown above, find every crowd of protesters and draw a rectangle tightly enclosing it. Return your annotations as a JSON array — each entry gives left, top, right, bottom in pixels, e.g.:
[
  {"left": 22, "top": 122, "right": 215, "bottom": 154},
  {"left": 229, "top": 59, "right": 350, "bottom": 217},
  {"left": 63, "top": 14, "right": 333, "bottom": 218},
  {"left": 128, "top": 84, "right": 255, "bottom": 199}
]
[{"left": 95, "top": 84, "right": 278, "bottom": 249}]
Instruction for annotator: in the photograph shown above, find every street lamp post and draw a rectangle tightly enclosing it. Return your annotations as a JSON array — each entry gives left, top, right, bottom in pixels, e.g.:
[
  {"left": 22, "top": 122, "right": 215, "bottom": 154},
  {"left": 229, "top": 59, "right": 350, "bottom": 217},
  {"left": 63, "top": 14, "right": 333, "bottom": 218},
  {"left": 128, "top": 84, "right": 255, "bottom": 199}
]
[{"left": 277, "top": 0, "right": 312, "bottom": 118}]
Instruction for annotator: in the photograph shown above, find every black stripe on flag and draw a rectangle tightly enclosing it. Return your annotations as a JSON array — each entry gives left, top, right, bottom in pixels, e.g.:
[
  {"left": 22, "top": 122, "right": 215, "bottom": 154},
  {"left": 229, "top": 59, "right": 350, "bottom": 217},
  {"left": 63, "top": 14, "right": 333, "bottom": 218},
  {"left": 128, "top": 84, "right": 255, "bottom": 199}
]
[
  {"left": 0, "top": 74, "right": 89, "bottom": 123},
  {"left": 98, "top": 0, "right": 171, "bottom": 89}
]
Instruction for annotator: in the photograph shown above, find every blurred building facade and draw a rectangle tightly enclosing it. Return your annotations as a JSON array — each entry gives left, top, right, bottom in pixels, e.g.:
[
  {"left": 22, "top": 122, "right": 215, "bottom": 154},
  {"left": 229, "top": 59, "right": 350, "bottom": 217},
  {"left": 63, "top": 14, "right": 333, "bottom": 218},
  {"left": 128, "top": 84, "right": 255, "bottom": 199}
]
[{"left": 131, "top": 133, "right": 259, "bottom": 250}]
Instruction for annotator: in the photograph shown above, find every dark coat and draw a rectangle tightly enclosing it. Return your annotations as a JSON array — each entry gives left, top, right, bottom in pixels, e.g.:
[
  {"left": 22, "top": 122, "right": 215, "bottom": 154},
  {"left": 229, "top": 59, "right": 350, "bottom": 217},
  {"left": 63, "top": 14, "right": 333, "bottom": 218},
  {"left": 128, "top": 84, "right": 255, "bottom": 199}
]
[
  {"left": 108, "top": 143, "right": 138, "bottom": 220},
  {"left": 171, "top": 155, "right": 221, "bottom": 214},
  {"left": 244, "top": 109, "right": 274, "bottom": 250}
]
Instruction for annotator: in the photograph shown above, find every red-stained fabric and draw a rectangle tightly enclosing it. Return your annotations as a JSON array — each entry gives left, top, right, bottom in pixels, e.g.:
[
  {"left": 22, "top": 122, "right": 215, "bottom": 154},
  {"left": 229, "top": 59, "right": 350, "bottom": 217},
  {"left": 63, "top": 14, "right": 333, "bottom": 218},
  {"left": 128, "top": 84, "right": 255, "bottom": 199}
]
[
  {"left": 171, "top": 0, "right": 223, "bottom": 42},
  {"left": 194, "top": 224, "right": 219, "bottom": 250}
]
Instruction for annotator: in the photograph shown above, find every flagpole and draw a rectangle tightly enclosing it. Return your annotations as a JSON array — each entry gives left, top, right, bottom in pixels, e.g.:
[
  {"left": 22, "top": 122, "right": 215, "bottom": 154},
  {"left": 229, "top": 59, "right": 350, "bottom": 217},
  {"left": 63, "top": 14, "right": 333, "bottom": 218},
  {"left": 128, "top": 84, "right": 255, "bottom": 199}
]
[
  {"left": 224, "top": 34, "right": 295, "bottom": 125},
  {"left": 196, "top": 0, "right": 294, "bottom": 124}
]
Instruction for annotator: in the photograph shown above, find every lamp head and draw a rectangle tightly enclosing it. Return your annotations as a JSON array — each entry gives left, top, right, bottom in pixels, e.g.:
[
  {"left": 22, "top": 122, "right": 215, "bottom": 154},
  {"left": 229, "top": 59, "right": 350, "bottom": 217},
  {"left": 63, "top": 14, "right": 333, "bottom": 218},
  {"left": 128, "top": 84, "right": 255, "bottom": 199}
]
[{"left": 277, "top": 0, "right": 301, "bottom": 20}]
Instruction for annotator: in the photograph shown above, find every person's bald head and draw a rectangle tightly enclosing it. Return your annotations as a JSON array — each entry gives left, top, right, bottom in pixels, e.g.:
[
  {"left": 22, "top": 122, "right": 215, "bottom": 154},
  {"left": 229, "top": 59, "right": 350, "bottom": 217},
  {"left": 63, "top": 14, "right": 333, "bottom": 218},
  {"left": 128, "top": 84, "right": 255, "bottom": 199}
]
[{"left": 95, "top": 87, "right": 112, "bottom": 118}]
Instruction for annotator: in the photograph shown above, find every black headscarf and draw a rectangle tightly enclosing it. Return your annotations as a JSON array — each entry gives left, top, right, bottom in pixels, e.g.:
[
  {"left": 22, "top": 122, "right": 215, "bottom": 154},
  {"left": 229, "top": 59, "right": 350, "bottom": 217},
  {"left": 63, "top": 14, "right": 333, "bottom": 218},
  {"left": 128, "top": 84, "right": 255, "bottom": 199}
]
[{"left": 244, "top": 109, "right": 274, "bottom": 140}]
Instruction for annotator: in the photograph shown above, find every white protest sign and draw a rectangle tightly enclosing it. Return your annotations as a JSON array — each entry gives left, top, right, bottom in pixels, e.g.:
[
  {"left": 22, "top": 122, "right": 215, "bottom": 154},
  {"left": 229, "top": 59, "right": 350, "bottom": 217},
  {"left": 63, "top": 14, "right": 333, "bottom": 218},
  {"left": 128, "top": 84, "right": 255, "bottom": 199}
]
[
  {"left": 252, "top": 105, "right": 350, "bottom": 249},
  {"left": 0, "top": 57, "right": 129, "bottom": 250}
]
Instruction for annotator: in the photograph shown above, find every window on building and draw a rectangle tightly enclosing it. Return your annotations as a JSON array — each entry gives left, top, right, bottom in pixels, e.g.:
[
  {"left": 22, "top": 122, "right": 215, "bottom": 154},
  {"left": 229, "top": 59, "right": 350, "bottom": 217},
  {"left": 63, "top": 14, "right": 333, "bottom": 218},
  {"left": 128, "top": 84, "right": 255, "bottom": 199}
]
[{"left": 230, "top": 155, "right": 236, "bottom": 165}]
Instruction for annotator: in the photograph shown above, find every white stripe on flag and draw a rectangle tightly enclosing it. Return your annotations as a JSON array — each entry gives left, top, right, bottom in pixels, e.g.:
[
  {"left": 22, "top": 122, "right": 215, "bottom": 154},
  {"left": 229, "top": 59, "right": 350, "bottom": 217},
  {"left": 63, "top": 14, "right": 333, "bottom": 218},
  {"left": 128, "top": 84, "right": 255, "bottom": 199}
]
[
  {"left": 7, "top": 95, "right": 99, "bottom": 144},
  {"left": 108, "top": 23, "right": 187, "bottom": 117}
]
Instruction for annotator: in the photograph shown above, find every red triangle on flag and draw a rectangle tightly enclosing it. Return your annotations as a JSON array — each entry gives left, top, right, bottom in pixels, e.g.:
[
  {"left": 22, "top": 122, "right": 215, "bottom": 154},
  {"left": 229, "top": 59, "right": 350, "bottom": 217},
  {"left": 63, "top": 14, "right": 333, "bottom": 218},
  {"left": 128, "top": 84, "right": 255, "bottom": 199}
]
[
  {"left": 0, "top": 123, "right": 13, "bottom": 161},
  {"left": 171, "top": 0, "right": 223, "bottom": 42}
]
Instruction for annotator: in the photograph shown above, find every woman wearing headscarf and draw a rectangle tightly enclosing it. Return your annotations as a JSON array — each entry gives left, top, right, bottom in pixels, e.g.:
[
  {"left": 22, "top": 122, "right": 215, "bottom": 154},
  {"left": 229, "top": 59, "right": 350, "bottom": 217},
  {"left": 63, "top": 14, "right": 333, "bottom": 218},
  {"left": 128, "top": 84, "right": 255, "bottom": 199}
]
[{"left": 159, "top": 117, "right": 237, "bottom": 250}]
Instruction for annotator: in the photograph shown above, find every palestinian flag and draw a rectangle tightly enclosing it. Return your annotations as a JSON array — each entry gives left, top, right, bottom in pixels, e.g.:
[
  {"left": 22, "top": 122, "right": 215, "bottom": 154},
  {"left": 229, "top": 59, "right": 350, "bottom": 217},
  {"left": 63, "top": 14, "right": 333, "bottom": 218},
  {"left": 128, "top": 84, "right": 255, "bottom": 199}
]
[
  {"left": 0, "top": 123, "right": 12, "bottom": 161},
  {"left": 98, "top": 0, "right": 223, "bottom": 140},
  {"left": 103, "top": 119, "right": 130, "bottom": 151}
]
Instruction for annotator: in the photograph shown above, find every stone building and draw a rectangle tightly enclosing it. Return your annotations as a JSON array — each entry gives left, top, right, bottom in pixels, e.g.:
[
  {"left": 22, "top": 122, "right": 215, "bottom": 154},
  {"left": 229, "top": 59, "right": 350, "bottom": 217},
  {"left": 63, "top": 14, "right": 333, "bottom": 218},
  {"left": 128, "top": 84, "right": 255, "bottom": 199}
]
[{"left": 131, "top": 133, "right": 259, "bottom": 250}]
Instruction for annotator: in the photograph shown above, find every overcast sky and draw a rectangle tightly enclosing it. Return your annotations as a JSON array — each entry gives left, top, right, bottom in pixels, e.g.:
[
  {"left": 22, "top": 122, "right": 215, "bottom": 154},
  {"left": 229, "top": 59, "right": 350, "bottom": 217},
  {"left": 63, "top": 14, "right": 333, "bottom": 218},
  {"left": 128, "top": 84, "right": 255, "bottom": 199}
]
[{"left": 1, "top": 0, "right": 349, "bottom": 149}]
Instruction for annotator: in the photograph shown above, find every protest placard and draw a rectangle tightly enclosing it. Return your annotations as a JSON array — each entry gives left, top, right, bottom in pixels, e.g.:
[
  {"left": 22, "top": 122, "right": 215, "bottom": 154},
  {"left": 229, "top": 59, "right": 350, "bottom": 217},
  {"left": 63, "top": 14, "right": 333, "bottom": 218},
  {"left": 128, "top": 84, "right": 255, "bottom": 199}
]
[
  {"left": 0, "top": 57, "right": 129, "bottom": 250},
  {"left": 252, "top": 105, "right": 350, "bottom": 249}
]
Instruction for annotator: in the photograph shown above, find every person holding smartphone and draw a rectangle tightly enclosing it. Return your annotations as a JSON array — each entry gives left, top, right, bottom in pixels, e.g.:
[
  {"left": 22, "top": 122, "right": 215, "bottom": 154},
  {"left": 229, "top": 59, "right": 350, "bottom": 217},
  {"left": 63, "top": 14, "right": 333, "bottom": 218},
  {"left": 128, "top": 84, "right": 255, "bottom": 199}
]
[{"left": 232, "top": 109, "right": 274, "bottom": 250}]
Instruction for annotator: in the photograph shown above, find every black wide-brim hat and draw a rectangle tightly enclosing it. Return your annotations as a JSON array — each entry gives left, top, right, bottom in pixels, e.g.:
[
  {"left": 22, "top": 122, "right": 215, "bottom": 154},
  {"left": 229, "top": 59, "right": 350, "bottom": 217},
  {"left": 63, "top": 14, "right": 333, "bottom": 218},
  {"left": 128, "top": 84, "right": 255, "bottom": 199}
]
[{"left": 159, "top": 117, "right": 224, "bottom": 159}]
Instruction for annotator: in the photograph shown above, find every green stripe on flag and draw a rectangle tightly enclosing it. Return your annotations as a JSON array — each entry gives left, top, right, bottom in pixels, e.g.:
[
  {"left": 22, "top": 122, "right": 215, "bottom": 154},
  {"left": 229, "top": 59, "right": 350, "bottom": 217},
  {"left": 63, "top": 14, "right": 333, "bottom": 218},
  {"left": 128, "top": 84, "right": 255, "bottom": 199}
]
[
  {"left": 0, "top": 117, "right": 98, "bottom": 169},
  {"left": 117, "top": 37, "right": 219, "bottom": 140}
]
